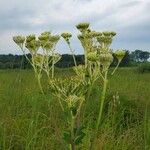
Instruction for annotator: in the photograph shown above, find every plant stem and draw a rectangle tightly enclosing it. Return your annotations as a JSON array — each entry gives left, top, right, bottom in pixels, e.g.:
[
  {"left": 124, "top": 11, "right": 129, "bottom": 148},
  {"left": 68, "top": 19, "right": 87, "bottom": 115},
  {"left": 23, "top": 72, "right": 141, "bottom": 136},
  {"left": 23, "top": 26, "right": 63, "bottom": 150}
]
[
  {"left": 37, "top": 74, "right": 44, "bottom": 95},
  {"left": 52, "top": 51, "right": 54, "bottom": 79},
  {"left": 111, "top": 60, "right": 121, "bottom": 75},
  {"left": 68, "top": 43, "right": 77, "bottom": 67},
  {"left": 70, "top": 113, "right": 76, "bottom": 150},
  {"left": 96, "top": 70, "right": 108, "bottom": 131}
]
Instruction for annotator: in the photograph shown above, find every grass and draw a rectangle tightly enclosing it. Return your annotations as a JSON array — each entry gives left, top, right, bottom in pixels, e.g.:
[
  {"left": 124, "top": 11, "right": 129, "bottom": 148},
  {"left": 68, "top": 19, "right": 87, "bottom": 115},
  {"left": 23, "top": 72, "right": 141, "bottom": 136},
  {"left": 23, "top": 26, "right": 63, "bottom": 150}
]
[{"left": 0, "top": 67, "right": 150, "bottom": 150}]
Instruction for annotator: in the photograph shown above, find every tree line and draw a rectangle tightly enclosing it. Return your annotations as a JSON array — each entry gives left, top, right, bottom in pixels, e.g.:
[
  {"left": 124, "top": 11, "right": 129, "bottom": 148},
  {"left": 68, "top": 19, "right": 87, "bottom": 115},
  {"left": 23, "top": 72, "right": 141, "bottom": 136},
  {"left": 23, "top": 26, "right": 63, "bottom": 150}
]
[{"left": 0, "top": 50, "right": 149, "bottom": 69}]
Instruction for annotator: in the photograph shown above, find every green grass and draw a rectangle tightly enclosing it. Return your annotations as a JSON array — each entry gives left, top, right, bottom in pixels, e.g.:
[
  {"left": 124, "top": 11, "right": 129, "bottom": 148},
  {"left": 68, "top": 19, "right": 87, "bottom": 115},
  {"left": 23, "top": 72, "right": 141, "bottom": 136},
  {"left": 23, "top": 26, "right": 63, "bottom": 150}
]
[{"left": 0, "top": 68, "right": 150, "bottom": 150}]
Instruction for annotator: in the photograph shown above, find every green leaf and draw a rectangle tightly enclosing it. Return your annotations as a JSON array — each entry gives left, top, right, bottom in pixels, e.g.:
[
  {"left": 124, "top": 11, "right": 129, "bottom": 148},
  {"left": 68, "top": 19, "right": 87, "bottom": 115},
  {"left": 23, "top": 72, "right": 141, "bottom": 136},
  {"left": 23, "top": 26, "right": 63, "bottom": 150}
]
[{"left": 63, "top": 131, "right": 71, "bottom": 144}]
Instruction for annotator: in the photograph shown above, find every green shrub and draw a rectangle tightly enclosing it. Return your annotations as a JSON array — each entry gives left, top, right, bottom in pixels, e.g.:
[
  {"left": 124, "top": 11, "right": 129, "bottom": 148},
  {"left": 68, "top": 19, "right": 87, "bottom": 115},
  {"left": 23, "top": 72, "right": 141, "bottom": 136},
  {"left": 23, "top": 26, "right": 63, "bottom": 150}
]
[{"left": 138, "top": 63, "right": 150, "bottom": 73}]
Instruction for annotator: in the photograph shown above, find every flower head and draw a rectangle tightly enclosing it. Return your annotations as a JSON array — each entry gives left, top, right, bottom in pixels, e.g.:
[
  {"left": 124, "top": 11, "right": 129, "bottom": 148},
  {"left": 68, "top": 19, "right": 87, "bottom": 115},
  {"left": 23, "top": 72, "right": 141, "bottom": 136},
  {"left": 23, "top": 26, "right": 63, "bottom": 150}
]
[
  {"left": 76, "top": 22, "right": 90, "bottom": 33},
  {"left": 61, "top": 32, "right": 72, "bottom": 43},
  {"left": 87, "top": 52, "right": 99, "bottom": 62},
  {"left": 114, "top": 50, "right": 126, "bottom": 62},
  {"left": 13, "top": 36, "right": 25, "bottom": 47},
  {"left": 25, "top": 40, "right": 40, "bottom": 53},
  {"left": 26, "top": 35, "right": 36, "bottom": 43},
  {"left": 49, "top": 35, "right": 60, "bottom": 43},
  {"left": 99, "top": 52, "right": 113, "bottom": 66}
]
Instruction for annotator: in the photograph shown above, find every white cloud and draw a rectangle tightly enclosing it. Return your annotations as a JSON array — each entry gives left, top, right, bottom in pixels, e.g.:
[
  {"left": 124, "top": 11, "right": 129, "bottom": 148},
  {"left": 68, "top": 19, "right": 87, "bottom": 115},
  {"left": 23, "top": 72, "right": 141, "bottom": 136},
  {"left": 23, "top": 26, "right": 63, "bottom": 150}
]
[{"left": 0, "top": 0, "right": 150, "bottom": 54}]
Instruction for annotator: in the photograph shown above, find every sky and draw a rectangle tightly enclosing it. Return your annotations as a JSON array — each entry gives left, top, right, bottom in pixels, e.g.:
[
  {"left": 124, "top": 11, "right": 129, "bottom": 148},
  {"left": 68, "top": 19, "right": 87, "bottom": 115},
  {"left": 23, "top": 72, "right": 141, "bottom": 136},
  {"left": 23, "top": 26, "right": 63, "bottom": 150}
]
[{"left": 0, "top": 0, "right": 150, "bottom": 54}]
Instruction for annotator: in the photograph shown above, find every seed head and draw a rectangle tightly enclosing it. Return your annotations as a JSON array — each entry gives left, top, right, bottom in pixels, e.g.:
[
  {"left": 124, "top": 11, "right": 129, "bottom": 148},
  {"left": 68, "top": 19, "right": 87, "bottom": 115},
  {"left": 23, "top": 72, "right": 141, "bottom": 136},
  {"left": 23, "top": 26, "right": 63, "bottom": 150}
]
[{"left": 13, "top": 36, "right": 25, "bottom": 46}]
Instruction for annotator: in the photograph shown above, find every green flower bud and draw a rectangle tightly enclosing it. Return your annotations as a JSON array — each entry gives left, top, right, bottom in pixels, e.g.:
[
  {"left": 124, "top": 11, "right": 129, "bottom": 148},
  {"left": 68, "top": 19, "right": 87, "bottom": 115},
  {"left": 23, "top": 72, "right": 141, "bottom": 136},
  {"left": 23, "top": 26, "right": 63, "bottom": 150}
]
[
  {"left": 76, "top": 22, "right": 90, "bottom": 33},
  {"left": 76, "top": 22, "right": 90, "bottom": 30},
  {"left": 13, "top": 36, "right": 25, "bottom": 46},
  {"left": 97, "top": 36, "right": 112, "bottom": 44},
  {"left": 41, "top": 31, "right": 51, "bottom": 36},
  {"left": 61, "top": 32, "right": 72, "bottom": 42},
  {"left": 111, "top": 32, "right": 116, "bottom": 36},
  {"left": 91, "top": 31, "right": 102, "bottom": 37},
  {"left": 25, "top": 40, "right": 40, "bottom": 53},
  {"left": 114, "top": 50, "right": 126, "bottom": 61},
  {"left": 102, "top": 32, "right": 112, "bottom": 36},
  {"left": 87, "top": 52, "right": 99, "bottom": 62},
  {"left": 99, "top": 52, "right": 113, "bottom": 65},
  {"left": 26, "top": 35, "right": 36, "bottom": 43},
  {"left": 84, "top": 32, "right": 93, "bottom": 39},
  {"left": 43, "top": 41, "right": 53, "bottom": 50},
  {"left": 33, "top": 54, "right": 44, "bottom": 65},
  {"left": 38, "top": 34, "right": 49, "bottom": 41},
  {"left": 49, "top": 35, "right": 60, "bottom": 43}
]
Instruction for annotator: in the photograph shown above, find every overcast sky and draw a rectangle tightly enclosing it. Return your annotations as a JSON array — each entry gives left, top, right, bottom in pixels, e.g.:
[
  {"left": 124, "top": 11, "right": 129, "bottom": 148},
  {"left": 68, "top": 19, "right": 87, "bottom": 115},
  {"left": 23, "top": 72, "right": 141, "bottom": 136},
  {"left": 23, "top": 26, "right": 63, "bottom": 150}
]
[{"left": 0, "top": 0, "right": 150, "bottom": 54}]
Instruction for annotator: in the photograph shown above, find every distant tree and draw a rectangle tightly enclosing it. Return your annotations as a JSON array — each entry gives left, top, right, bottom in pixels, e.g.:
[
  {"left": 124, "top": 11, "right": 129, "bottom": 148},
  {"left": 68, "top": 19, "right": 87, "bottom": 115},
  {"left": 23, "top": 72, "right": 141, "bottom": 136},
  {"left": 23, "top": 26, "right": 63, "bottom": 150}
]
[
  {"left": 130, "top": 50, "right": 150, "bottom": 62},
  {"left": 140, "top": 51, "right": 150, "bottom": 62}
]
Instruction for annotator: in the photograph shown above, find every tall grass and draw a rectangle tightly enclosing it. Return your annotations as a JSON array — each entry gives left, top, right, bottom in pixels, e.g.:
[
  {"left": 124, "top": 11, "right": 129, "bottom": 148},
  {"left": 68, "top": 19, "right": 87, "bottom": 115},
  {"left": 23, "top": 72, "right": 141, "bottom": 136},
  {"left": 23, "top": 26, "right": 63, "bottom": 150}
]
[{"left": 0, "top": 68, "right": 149, "bottom": 149}]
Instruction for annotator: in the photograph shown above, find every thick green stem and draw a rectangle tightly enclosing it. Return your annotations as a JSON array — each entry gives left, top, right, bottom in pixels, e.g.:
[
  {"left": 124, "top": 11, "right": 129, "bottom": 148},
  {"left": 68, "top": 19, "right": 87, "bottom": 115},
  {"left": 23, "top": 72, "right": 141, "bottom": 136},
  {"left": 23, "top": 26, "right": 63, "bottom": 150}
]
[
  {"left": 90, "top": 71, "right": 108, "bottom": 150},
  {"left": 96, "top": 70, "right": 108, "bottom": 131},
  {"left": 37, "top": 74, "right": 44, "bottom": 95},
  {"left": 70, "top": 113, "right": 76, "bottom": 150}
]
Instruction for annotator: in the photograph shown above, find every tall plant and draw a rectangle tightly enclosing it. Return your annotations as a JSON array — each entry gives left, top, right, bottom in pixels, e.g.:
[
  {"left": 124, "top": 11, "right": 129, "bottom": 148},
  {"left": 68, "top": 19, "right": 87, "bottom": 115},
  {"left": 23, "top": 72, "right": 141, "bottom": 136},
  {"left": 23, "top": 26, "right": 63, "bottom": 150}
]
[{"left": 13, "top": 22, "right": 125, "bottom": 149}]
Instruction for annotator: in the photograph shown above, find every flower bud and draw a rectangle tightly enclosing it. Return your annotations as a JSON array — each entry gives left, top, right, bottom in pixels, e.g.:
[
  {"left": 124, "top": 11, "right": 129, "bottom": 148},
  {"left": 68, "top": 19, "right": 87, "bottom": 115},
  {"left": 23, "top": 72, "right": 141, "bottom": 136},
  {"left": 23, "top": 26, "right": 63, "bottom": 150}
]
[
  {"left": 26, "top": 35, "right": 36, "bottom": 43},
  {"left": 76, "top": 22, "right": 90, "bottom": 33},
  {"left": 38, "top": 34, "right": 49, "bottom": 41},
  {"left": 43, "top": 41, "right": 53, "bottom": 50},
  {"left": 102, "top": 32, "right": 112, "bottom": 37},
  {"left": 111, "top": 32, "right": 116, "bottom": 37},
  {"left": 87, "top": 52, "right": 99, "bottom": 62},
  {"left": 114, "top": 50, "right": 126, "bottom": 62},
  {"left": 49, "top": 35, "right": 60, "bottom": 43},
  {"left": 33, "top": 54, "right": 44, "bottom": 65},
  {"left": 25, "top": 40, "right": 40, "bottom": 53},
  {"left": 61, "top": 32, "right": 72, "bottom": 43},
  {"left": 13, "top": 36, "right": 25, "bottom": 46},
  {"left": 99, "top": 52, "right": 113, "bottom": 65}
]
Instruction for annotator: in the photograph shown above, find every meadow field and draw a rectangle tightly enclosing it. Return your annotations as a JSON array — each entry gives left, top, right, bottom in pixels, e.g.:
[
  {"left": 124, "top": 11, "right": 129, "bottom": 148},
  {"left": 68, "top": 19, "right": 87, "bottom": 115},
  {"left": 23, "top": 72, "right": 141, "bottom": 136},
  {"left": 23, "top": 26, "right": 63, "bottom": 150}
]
[{"left": 0, "top": 67, "right": 150, "bottom": 150}]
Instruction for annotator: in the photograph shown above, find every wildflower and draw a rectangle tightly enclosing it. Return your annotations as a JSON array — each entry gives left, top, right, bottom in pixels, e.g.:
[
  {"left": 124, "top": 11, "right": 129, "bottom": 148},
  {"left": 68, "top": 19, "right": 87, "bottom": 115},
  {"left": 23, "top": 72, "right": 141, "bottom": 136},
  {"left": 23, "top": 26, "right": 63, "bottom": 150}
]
[
  {"left": 33, "top": 54, "right": 44, "bottom": 66},
  {"left": 13, "top": 36, "right": 25, "bottom": 46},
  {"left": 61, "top": 32, "right": 72, "bottom": 43},
  {"left": 76, "top": 22, "right": 90, "bottom": 32},
  {"left": 25, "top": 40, "right": 40, "bottom": 53},
  {"left": 87, "top": 52, "right": 99, "bottom": 62},
  {"left": 49, "top": 35, "right": 60, "bottom": 43},
  {"left": 114, "top": 50, "right": 126, "bottom": 62},
  {"left": 102, "top": 31, "right": 112, "bottom": 37},
  {"left": 43, "top": 41, "right": 53, "bottom": 50},
  {"left": 99, "top": 52, "right": 113, "bottom": 65},
  {"left": 111, "top": 32, "right": 116, "bottom": 37},
  {"left": 26, "top": 34, "right": 36, "bottom": 43}
]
